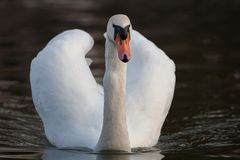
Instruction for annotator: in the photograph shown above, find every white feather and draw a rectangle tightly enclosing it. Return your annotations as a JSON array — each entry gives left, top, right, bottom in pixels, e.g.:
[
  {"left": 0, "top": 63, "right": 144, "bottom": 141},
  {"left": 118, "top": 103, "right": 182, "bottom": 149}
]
[{"left": 30, "top": 29, "right": 175, "bottom": 149}]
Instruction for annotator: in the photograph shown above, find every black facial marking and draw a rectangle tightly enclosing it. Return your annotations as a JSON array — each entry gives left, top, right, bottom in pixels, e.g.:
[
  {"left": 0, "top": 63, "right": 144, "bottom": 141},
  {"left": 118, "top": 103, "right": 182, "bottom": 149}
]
[{"left": 113, "top": 24, "right": 130, "bottom": 40}]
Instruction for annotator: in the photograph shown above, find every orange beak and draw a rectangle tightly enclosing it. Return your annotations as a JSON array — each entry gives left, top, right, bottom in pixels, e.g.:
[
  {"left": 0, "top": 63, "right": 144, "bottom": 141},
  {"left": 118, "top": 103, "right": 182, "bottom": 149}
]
[{"left": 115, "top": 32, "right": 131, "bottom": 63}]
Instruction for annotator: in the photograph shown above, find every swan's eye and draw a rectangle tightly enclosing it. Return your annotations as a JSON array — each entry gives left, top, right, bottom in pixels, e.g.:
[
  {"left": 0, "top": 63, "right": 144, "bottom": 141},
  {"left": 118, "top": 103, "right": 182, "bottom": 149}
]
[{"left": 113, "top": 24, "right": 130, "bottom": 40}]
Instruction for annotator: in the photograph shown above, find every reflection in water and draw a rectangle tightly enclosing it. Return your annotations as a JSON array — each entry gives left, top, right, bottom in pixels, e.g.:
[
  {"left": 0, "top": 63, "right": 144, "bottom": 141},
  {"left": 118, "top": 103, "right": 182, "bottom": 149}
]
[{"left": 42, "top": 149, "right": 164, "bottom": 160}]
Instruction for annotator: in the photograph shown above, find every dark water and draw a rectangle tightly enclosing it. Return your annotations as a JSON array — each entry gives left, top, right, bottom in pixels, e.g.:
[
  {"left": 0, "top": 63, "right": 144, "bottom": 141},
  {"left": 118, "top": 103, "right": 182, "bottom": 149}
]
[{"left": 0, "top": 0, "right": 240, "bottom": 159}]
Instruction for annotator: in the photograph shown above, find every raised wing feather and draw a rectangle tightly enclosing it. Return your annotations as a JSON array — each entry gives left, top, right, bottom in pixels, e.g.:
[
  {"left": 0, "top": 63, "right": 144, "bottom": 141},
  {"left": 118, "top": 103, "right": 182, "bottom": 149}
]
[
  {"left": 126, "top": 30, "right": 176, "bottom": 147},
  {"left": 30, "top": 29, "right": 103, "bottom": 149}
]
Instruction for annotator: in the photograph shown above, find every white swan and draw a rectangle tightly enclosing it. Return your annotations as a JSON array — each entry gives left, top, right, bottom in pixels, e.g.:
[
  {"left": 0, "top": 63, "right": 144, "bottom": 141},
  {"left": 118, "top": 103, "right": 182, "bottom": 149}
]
[{"left": 30, "top": 14, "right": 175, "bottom": 152}]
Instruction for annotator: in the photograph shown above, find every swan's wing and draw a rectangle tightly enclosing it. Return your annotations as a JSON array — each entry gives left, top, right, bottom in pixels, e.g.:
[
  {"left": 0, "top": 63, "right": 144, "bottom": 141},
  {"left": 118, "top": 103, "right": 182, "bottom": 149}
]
[
  {"left": 126, "top": 30, "right": 176, "bottom": 147},
  {"left": 30, "top": 29, "right": 103, "bottom": 149}
]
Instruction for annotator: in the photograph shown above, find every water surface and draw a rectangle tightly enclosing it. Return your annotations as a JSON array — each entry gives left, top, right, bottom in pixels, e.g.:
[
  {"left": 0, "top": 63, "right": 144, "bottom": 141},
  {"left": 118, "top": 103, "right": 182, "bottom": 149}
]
[{"left": 0, "top": 0, "right": 240, "bottom": 159}]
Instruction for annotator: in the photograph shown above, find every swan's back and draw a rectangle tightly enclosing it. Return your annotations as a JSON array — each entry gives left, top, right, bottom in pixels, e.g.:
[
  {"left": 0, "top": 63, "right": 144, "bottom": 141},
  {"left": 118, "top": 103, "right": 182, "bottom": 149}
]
[
  {"left": 30, "top": 30, "right": 103, "bottom": 149},
  {"left": 126, "top": 30, "right": 176, "bottom": 148}
]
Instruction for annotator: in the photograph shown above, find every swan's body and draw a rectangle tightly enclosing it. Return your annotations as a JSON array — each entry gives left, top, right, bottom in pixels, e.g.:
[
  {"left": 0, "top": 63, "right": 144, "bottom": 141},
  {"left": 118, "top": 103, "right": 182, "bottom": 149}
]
[{"left": 30, "top": 15, "right": 175, "bottom": 152}]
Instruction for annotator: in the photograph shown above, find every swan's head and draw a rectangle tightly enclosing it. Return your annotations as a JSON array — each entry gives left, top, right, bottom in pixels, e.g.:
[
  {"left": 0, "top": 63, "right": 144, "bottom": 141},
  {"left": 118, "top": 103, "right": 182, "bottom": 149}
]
[{"left": 107, "top": 14, "right": 132, "bottom": 63}]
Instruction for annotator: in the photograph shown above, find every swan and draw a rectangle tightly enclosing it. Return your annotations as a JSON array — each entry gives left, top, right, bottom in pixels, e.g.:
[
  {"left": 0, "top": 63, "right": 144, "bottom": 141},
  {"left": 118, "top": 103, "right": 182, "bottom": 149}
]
[{"left": 30, "top": 14, "right": 175, "bottom": 152}]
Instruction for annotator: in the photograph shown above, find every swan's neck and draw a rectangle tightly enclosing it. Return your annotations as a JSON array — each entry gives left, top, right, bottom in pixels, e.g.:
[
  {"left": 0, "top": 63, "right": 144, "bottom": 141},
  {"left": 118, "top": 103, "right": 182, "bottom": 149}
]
[{"left": 95, "top": 38, "right": 131, "bottom": 152}]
